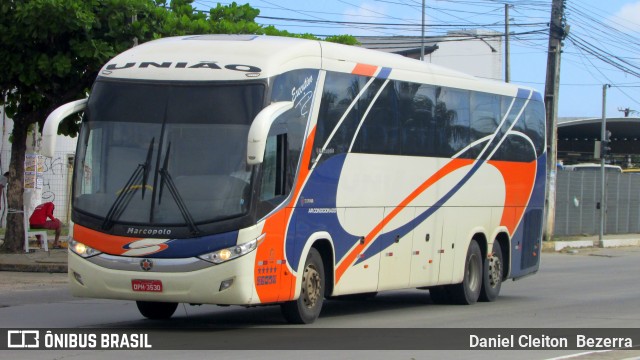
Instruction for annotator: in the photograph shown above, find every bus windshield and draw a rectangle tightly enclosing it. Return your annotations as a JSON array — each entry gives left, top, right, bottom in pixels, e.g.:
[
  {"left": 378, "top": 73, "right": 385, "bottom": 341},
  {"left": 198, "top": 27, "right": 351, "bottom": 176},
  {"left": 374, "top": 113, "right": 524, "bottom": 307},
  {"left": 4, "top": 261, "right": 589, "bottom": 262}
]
[{"left": 73, "top": 80, "right": 265, "bottom": 231}]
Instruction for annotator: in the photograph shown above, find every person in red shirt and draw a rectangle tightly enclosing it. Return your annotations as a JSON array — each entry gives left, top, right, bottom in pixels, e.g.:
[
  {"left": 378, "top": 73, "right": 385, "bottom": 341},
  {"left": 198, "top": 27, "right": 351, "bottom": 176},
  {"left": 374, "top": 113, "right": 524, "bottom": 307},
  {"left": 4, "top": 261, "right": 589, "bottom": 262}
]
[{"left": 29, "top": 202, "right": 62, "bottom": 248}]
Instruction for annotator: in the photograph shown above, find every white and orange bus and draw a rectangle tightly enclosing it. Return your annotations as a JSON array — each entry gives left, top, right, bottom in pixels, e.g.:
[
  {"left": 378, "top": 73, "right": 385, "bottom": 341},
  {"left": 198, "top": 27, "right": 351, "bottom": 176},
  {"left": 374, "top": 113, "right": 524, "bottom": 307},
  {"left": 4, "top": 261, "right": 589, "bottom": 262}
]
[{"left": 43, "top": 35, "right": 546, "bottom": 324}]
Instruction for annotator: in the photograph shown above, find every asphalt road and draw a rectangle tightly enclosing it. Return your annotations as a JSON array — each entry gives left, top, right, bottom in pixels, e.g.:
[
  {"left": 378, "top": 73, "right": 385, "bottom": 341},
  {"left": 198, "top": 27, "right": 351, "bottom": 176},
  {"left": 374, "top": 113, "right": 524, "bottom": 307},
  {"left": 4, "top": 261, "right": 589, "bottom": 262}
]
[{"left": 1, "top": 248, "right": 639, "bottom": 360}]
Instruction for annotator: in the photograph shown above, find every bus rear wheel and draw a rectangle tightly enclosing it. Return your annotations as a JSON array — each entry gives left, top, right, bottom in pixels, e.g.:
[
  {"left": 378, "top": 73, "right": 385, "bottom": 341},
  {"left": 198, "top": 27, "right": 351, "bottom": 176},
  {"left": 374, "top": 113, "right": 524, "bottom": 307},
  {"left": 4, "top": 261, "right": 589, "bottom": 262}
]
[
  {"left": 479, "top": 241, "right": 503, "bottom": 302},
  {"left": 281, "top": 248, "right": 325, "bottom": 324},
  {"left": 136, "top": 301, "right": 178, "bottom": 320},
  {"left": 450, "top": 239, "right": 482, "bottom": 305}
]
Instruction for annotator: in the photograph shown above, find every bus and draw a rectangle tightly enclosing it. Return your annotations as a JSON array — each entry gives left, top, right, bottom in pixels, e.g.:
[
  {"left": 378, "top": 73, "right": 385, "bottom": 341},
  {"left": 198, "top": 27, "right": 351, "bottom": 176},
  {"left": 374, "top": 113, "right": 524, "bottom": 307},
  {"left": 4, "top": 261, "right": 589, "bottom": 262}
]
[{"left": 42, "top": 35, "right": 546, "bottom": 324}]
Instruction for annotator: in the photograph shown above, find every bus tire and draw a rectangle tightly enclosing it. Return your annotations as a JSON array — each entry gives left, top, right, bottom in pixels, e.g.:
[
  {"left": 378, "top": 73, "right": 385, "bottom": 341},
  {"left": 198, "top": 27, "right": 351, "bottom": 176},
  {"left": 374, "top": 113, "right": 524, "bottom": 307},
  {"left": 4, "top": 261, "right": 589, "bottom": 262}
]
[
  {"left": 451, "top": 239, "right": 482, "bottom": 305},
  {"left": 479, "top": 241, "right": 503, "bottom": 302},
  {"left": 281, "top": 248, "right": 325, "bottom": 324},
  {"left": 136, "top": 301, "right": 178, "bottom": 319}
]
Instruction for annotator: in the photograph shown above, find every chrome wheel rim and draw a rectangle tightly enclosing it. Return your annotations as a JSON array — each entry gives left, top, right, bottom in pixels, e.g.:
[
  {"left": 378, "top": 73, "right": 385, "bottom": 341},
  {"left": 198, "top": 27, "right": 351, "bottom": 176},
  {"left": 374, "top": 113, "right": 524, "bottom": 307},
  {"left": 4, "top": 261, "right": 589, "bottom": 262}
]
[
  {"left": 488, "top": 255, "right": 502, "bottom": 288},
  {"left": 302, "top": 264, "right": 321, "bottom": 309},
  {"left": 467, "top": 253, "right": 481, "bottom": 291}
]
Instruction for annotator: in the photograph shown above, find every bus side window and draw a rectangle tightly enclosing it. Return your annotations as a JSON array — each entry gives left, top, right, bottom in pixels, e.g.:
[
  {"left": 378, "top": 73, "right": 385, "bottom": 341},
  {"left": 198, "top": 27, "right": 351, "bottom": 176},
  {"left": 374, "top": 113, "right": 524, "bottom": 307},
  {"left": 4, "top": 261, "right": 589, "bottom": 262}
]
[
  {"left": 436, "top": 87, "right": 470, "bottom": 156},
  {"left": 259, "top": 133, "right": 288, "bottom": 215}
]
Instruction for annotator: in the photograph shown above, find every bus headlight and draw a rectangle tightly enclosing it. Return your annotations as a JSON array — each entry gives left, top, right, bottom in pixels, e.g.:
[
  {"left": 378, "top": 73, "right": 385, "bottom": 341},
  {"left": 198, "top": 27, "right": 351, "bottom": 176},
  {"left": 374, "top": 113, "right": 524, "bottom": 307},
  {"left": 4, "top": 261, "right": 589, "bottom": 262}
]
[
  {"left": 69, "top": 238, "right": 102, "bottom": 258},
  {"left": 198, "top": 235, "right": 264, "bottom": 264}
]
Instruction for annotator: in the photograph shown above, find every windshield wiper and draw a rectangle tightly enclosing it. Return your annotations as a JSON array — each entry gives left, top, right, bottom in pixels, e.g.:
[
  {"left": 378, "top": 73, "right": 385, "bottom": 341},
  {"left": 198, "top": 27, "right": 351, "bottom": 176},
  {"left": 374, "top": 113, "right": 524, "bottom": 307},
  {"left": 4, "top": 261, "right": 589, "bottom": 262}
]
[
  {"left": 141, "top": 138, "right": 155, "bottom": 199},
  {"left": 158, "top": 142, "right": 200, "bottom": 236},
  {"left": 101, "top": 138, "right": 155, "bottom": 230}
]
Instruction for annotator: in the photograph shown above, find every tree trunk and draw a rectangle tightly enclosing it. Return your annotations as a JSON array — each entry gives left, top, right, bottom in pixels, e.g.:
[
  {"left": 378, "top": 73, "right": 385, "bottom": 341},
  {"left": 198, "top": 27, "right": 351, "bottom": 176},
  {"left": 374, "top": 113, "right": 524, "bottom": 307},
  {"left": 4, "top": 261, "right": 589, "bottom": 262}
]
[{"left": 2, "top": 118, "right": 29, "bottom": 252}]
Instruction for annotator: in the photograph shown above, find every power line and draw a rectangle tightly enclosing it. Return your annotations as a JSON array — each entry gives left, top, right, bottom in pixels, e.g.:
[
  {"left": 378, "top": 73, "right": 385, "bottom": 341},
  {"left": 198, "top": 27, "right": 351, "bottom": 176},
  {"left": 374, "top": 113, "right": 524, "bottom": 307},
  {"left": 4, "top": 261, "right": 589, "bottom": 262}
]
[{"left": 256, "top": 15, "right": 546, "bottom": 28}]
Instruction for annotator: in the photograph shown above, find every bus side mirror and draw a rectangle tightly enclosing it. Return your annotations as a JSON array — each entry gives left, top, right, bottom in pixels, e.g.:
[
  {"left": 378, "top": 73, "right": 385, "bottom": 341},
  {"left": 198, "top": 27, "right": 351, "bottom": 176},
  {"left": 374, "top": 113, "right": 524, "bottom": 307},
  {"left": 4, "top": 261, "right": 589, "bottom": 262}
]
[
  {"left": 41, "top": 98, "right": 88, "bottom": 158},
  {"left": 247, "top": 101, "right": 293, "bottom": 165}
]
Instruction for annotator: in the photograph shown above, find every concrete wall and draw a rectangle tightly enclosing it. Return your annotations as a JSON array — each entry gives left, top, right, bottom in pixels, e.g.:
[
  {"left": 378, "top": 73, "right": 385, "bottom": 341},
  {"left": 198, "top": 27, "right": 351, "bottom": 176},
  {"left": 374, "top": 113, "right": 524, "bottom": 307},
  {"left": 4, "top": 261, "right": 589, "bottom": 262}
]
[
  {"left": 426, "top": 32, "right": 503, "bottom": 81},
  {"left": 1, "top": 106, "right": 77, "bottom": 226}
]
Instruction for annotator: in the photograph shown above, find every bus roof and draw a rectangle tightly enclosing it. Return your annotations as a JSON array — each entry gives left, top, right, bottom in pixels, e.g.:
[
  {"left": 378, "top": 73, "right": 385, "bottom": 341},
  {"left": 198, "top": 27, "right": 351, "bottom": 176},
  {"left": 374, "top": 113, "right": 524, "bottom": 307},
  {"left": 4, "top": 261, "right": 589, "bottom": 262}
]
[{"left": 98, "top": 35, "right": 534, "bottom": 98}]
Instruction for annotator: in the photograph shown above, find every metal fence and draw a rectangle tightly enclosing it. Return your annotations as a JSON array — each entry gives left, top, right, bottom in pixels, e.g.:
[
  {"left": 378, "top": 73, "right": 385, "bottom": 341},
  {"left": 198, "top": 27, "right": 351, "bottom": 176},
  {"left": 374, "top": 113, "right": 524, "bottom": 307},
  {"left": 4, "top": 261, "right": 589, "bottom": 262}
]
[
  {"left": 554, "top": 170, "right": 640, "bottom": 236},
  {"left": 1, "top": 150, "right": 73, "bottom": 227}
]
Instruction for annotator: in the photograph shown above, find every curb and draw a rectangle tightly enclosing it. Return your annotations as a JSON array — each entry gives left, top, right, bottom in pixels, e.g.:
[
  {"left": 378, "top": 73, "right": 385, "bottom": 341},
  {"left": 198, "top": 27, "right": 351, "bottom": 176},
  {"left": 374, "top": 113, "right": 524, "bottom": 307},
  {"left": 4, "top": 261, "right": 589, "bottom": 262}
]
[
  {"left": 552, "top": 238, "right": 640, "bottom": 251},
  {"left": 0, "top": 262, "right": 67, "bottom": 273}
]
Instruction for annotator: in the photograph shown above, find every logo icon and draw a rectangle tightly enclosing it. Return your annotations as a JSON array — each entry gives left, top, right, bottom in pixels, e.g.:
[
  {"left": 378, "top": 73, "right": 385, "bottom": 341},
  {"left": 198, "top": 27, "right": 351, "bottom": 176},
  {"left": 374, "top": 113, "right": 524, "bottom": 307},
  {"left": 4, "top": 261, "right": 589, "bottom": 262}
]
[
  {"left": 140, "top": 259, "right": 153, "bottom": 272},
  {"left": 122, "top": 238, "right": 170, "bottom": 256},
  {"left": 7, "top": 330, "right": 39, "bottom": 348}
]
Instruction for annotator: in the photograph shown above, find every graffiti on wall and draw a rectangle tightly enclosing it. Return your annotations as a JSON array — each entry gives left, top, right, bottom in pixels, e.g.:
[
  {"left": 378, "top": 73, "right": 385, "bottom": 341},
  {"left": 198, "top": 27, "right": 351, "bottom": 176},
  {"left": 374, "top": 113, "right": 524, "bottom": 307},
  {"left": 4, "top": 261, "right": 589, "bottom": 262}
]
[
  {"left": 39, "top": 155, "right": 70, "bottom": 222},
  {"left": 43, "top": 156, "right": 66, "bottom": 176}
]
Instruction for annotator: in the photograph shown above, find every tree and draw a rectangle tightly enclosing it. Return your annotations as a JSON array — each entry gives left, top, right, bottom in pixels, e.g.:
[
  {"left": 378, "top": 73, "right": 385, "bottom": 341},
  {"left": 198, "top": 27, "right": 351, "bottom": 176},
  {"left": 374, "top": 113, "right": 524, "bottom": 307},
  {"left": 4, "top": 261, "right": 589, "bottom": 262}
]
[{"left": 0, "top": 0, "right": 357, "bottom": 252}]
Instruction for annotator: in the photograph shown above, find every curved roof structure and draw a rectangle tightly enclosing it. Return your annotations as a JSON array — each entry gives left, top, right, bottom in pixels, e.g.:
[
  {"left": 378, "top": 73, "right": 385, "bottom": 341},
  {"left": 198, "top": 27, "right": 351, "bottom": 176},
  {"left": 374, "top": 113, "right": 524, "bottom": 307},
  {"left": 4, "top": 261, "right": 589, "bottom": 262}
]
[{"left": 558, "top": 116, "right": 640, "bottom": 165}]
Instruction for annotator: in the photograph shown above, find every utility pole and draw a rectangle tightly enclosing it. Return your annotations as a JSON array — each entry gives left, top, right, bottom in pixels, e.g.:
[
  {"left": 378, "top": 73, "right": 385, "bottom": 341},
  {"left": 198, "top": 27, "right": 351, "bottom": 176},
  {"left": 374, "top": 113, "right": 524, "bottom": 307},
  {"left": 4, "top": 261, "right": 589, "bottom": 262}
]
[
  {"left": 420, "top": 0, "right": 425, "bottom": 61},
  {"left": 599, "top": 84, "right": 611, "bottom": 248},
  {"left": 543, "top": 0, "right": 568, "bottom": 241},
  {"left": 505, "top": 4, "right": 511, "bottom": 83}
]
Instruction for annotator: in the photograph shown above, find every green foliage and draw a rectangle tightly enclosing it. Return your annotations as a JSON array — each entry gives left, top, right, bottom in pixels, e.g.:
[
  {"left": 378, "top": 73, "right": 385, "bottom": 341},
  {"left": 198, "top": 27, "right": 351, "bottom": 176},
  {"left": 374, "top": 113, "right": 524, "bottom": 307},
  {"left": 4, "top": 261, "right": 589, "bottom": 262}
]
[
  {"left": 0, "top": 0, "right": 359, "bottom": 251},
  {"left": 0, "top": 0, "right": 359, "bottom": 137},
  {"left": 1, "top": 0, "right": 151, "bottom": 127},
  {"left": 325, "top": 34, "right": 360, "bottom": 46}
]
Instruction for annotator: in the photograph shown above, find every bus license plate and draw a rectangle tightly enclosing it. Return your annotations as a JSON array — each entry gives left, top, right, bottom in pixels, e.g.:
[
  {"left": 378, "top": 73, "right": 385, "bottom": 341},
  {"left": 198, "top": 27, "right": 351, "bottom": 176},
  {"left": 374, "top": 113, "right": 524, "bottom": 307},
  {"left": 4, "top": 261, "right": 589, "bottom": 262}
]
[{"left": 132, "top": 279, "right": 163, "bottom": 292}]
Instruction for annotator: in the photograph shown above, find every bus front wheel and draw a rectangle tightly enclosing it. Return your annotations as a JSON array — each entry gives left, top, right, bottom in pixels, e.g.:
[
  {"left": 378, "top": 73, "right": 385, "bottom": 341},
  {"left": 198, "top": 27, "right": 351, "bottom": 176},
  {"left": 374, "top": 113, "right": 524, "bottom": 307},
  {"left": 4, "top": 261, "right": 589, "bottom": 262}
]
[
  {"left": 136, "top": 301, "right": 178, "bottom": 320},
  {"left": 281, "top": 248, "right": 325, "bottom": 324}
]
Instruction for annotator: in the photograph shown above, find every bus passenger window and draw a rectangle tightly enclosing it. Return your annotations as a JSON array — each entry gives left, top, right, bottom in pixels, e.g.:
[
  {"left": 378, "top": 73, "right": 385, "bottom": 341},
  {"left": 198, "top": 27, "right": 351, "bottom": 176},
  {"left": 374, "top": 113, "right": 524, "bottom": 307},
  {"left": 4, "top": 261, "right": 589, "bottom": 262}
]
[
  {"left": 436, "top": 87, "right": 470, "bottom": 156},
  {"left": 313, "top": 73, "right": 367, "bottom": 165}
]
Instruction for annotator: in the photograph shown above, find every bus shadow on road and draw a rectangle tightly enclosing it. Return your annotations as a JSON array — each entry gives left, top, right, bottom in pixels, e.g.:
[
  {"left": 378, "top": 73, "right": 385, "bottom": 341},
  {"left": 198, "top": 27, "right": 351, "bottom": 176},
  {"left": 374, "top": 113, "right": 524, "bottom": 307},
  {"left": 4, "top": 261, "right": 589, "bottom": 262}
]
[
  {"left": 99, "top": 290, "right": 532, "bottom": 329},
  {"left": 321, "top": 290, "right": 434, "bottom": 318},
  {"left": 103, "top": 289, "right": 490, "bottom": 328}
]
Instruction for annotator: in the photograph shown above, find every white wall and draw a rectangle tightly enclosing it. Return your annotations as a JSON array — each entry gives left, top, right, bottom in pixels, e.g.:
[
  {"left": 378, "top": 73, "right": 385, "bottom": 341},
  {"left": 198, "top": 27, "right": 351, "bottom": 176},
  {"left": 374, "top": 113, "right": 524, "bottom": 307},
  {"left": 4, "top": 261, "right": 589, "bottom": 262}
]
[
  {"left": 426, "top": 33, "right": 503, "bottom": 81},
  {"left": 357, "top": 30, "right": 504, "bottom": 82},
  {"left": 1, "top": 106, "right": 78, "bottom": 225}
]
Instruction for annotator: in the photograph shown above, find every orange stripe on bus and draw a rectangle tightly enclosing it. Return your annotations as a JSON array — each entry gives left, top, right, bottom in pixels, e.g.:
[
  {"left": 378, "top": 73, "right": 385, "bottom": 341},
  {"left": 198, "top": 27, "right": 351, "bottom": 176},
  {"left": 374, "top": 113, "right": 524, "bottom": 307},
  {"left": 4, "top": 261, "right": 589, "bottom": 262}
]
[
  {"left": 73, "top": 224, "right": 142, "bottom": 255},
  {"left": 254, "top": 127, "right": 317, "bottom": 303},
  {"left": 335, "top": 158, "right": 473, "bottom": 283},
  {"left": 351, "top": 63, "right": 378, "bottom": 77},
  {"left": 489, "top": 159, "right": 537, "bottom": 235},
  {"left": 292, "top": 126, "right": 316, "bottom": 202}
]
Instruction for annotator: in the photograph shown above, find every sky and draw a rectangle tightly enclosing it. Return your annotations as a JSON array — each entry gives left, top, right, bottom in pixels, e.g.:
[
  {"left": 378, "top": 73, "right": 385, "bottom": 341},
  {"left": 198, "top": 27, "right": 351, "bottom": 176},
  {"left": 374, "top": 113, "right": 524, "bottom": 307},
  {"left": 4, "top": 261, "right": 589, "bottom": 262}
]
[{"left": 194, "top": 0, "right": 640, "bottom": 119}]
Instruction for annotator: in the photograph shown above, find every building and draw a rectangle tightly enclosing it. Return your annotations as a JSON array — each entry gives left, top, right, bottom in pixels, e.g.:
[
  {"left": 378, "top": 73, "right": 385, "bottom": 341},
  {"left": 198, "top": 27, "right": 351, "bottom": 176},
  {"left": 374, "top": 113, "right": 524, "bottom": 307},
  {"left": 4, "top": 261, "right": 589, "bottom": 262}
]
[
  {"left": 357, "top": 29, "right": 504, "bottom": 81},
  {"left": 558, "top": 116, "right": 640, "bottom": 168}
]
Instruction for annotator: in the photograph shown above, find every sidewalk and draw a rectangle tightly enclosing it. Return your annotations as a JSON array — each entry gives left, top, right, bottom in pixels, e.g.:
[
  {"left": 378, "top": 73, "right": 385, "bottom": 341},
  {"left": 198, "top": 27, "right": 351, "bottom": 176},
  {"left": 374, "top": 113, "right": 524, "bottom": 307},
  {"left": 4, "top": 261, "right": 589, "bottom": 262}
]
[
  {"left": 0, "top": 248, "right": 68, "bottom": 273},
  {"left": 0, "top": 235, "right": 69, "bottom": 273},
  {"left": 0, "top": 234, "right": 639, "bottom": 274},
  {"left": 544, "top": 233, "right": 640, "bottom": 251}
]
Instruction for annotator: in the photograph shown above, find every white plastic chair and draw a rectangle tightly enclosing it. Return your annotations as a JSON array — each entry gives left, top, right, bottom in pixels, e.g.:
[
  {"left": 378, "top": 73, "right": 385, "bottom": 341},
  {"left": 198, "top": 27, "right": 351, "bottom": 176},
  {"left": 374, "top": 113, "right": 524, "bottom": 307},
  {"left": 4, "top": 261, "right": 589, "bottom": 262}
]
[{"left": 23, "top": 211, "right": 48, "bottom": 252}]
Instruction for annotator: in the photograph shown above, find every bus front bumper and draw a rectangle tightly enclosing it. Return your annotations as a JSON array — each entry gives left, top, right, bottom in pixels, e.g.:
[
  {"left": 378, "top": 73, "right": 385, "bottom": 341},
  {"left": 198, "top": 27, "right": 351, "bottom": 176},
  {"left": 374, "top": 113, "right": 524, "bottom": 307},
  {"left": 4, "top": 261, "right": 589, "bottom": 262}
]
[{"left": 67, "top": 250, "right": 259, "bottom": 305}]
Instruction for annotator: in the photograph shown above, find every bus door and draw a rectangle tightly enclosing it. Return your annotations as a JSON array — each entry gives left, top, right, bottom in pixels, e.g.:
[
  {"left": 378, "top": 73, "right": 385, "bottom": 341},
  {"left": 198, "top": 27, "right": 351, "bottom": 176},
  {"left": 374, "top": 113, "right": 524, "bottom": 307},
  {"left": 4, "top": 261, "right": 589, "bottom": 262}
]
[{"left": 255, "top": 130, "right": 295, "bottom": 303}]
